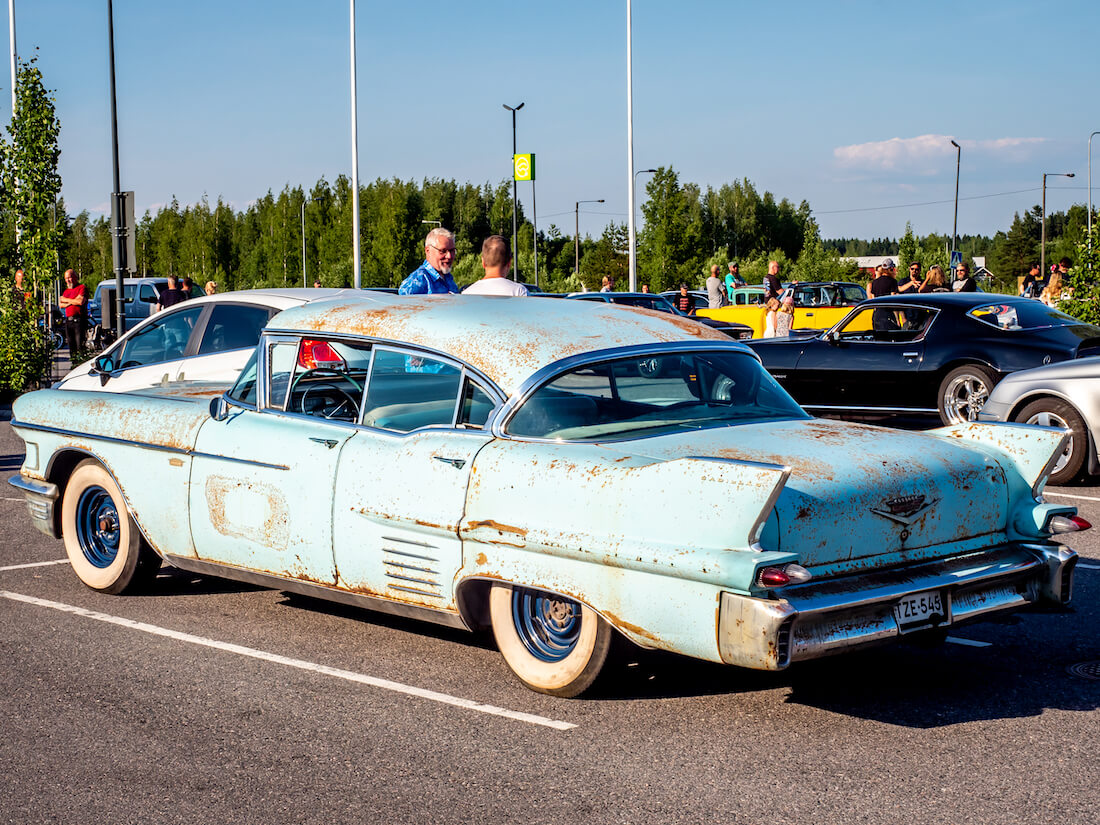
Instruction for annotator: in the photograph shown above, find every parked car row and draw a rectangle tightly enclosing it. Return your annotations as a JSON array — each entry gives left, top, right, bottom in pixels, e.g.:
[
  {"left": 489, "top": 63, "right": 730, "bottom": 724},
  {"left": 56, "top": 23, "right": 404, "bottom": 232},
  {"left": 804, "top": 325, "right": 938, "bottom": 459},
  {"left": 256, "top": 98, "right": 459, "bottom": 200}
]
[
  {"left": 10, "top": 292, "right": 1086, "bottom": 698},
  {"left": 748, "top": 293, "right": 1100, "bottom": 428}
]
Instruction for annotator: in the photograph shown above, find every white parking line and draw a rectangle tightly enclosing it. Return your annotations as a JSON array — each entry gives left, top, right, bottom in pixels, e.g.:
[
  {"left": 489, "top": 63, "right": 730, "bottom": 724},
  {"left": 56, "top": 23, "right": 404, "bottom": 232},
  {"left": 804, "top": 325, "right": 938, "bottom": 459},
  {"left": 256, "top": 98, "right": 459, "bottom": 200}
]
[
  {"left": 945, "top": 636, "right": 993, "bottom": 648},
  {"left": 0, "top": 590, "right": 576, "bottom": 731},
  {"left": 1078, "top": 562, "right": 1100, "bottom": 570},
  {"left": 0, "top": 559, "right": 69, "bottom": 571},
  {"left": 1043, "top": 491, "right": 1100, "bottom": 502}
]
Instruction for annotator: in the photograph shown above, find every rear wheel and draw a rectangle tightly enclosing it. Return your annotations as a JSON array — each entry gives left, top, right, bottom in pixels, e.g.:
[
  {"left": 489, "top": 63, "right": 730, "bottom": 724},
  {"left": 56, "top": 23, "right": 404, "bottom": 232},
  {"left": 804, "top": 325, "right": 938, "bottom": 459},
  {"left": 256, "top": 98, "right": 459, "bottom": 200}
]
[
  {"left": 61, "top": 459, "right": 161, "bottom": 594},
  {"left": 938, "top": 365, "right": 996, "bottom": 425},
  {"left": 1015, "top": 398, "right": 1087, "bottom": 485},
  {"left": 489, "top": 583, "right": 613, "bottom": 697}
]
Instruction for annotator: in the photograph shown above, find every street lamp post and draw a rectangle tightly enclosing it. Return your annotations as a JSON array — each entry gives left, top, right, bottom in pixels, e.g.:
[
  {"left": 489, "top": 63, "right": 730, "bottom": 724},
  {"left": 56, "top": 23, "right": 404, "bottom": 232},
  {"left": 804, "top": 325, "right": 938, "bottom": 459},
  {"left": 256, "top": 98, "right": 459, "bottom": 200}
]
[
  {"left": 301, "top": 199, "right": 307, "bottom": 287},
  {"left": 1089, "top": 131, "right": 1100, "bottom": 260},
  {"left": 632, "top": 169, "right": 657, "bottom": 285},
  {"left": 503, "top": 102, "right": 524, "bottom": 279},
  {"left": 349, "top": 0, "right": 361, "bottom": 289},
  {"left": 575, "top": 199, "right": 605, "bottom": 278},
  {"left": 950, "top": 140, "right": 961, "bottom": 269},
  {"left": 1042, "top": 171, "right": 1075, "bottom": 278}
]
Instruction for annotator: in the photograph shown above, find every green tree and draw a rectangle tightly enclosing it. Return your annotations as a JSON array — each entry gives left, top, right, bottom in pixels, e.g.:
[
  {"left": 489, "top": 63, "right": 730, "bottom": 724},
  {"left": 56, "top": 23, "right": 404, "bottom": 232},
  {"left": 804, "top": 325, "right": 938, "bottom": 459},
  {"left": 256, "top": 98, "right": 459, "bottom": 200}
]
[
  {"left": 0, "top": 54, "right": 62, "bottom": 391},
  {"left": 1, "top": 56, "right": 62, "bottom": 295}
]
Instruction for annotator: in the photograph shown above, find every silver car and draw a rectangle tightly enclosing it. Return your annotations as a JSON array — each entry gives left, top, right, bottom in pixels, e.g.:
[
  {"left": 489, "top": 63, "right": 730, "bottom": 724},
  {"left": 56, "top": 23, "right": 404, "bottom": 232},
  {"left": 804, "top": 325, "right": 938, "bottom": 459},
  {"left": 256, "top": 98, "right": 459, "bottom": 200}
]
[{"left": 979, "top": 355, "right": 1100, "bottom": 485}]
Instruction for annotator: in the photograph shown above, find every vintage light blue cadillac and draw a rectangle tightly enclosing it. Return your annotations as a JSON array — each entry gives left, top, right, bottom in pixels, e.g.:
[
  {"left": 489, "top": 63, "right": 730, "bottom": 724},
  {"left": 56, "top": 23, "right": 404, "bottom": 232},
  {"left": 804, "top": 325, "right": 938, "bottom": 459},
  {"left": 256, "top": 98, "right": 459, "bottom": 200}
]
[{"left": 9, "top": 293, "right": 1088, "bottom": 697}]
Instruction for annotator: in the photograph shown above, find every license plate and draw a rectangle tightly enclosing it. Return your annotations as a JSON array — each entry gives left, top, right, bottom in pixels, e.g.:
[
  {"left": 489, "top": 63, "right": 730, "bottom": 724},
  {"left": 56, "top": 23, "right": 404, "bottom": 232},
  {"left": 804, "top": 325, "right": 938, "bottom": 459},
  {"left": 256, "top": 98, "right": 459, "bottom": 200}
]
[{"left": 894, "top": 589, "right": 946, "bottom": 630}]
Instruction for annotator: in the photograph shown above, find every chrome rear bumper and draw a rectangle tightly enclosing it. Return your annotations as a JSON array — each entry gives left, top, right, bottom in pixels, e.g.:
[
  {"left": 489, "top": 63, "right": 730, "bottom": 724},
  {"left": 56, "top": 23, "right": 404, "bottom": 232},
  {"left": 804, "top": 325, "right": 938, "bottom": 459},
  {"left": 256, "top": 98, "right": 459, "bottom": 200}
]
[{"left": 718, "top": 543, "right": 1076, "bottom": 670}]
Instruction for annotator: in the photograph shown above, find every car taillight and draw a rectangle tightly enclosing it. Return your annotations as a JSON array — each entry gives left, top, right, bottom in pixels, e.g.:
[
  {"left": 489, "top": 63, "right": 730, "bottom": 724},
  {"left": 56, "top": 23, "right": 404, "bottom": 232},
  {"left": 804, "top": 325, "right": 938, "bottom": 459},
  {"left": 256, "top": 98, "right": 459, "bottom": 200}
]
[
  {"left": 298, "top": 339, "right": 342, "bottom": 370},
  {"left": 1047, "top": 515, "right": 1091, "bottom": 534},
  {"left": 756, "top": 563, "right": 812, "bottom": 588}
]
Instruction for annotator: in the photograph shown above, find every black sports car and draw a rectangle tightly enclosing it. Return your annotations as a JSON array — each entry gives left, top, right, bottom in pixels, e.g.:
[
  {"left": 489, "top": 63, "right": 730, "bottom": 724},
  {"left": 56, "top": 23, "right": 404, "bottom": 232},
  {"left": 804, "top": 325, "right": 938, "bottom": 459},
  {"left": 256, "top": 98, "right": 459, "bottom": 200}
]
[
  {"left": 566, "top": 291, "right": 754, "bottom": 340},
  {"left": 747, "top": 293, "right": 1100, "bottom": 424}
]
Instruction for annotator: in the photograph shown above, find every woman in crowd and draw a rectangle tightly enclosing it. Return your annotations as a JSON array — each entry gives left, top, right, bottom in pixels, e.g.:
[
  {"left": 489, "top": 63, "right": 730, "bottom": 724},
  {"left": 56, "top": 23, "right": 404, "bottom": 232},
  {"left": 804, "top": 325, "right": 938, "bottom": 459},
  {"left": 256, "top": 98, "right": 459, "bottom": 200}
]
[
  {"left": 918, "top": 265, "right": 948, "bottom": 293},
  {"left": 1041, "top": 272, "right": 1063, "bottom": 306},
  {"left": 204, "top": 281, "right": 217, "bottom": 296}
]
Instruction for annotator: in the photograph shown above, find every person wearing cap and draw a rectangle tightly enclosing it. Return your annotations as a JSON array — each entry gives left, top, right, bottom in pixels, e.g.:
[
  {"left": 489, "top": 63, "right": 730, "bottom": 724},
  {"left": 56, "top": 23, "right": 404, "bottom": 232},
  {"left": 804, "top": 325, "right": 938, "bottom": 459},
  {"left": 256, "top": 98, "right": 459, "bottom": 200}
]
[
  {"left": 868, "top": 259, "right": 900, "bottom": 331},
  {"left": 725, "top": 262, "right": 745, "bottom": 300},
  {"left": 951, "top": 262, "right": 977, "bottom": 293},
  {"left": 706, "top": 264, "right": 728, "bottom": 308},
  {"left": 867, "top": 259, "right": 899, "bottom": 300}
]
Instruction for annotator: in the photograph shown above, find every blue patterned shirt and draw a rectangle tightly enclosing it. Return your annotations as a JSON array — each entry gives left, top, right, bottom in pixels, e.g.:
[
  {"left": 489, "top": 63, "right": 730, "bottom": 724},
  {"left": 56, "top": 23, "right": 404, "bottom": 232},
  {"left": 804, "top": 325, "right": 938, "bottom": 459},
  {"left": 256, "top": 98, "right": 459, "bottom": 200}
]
[{"left": 398, "top": 261, "right": 459, "bottom": 295}]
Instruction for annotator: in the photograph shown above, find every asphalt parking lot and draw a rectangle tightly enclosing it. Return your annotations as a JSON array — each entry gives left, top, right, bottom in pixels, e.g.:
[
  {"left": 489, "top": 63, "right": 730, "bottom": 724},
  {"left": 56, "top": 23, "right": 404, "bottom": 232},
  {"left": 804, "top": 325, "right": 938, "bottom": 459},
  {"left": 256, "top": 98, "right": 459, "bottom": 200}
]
[{"left": 1, "top": 408, "right": 1097, "bottom": 825}]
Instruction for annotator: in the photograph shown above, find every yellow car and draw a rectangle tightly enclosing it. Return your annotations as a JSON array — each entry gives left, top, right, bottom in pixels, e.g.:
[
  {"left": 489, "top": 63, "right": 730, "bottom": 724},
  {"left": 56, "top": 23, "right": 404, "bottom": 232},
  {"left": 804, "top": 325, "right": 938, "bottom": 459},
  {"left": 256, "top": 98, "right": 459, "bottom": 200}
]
[{"left": 700, "top": 281, "right": 867, "bottom": 337}]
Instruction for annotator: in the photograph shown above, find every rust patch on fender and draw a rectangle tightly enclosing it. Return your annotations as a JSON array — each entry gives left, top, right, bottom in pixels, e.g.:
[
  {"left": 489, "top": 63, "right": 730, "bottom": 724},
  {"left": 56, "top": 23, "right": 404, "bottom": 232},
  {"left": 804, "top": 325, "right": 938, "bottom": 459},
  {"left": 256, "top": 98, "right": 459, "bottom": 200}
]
[{"left": 600, "top": 609, "right": 663, "bottom": 645}]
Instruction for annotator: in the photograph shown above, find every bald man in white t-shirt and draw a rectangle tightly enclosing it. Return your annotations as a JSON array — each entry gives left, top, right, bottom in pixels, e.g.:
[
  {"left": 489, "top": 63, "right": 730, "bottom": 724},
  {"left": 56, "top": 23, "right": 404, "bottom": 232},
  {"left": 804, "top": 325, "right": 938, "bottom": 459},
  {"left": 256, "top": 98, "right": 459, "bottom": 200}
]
[{"left": 462, "top": 235, "right": 528, "bottom": 296}]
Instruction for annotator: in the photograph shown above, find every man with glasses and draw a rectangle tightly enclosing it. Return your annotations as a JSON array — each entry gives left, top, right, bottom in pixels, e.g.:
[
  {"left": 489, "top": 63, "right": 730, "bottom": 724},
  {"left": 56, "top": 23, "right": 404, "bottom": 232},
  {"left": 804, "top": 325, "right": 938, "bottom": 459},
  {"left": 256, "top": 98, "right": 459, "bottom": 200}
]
[
  {"left": 952, "top": 262, "right": 977, "bottom": 292},
  {"left": 899, "top": 261, "right": 922, "bottom": 293},
  {"left": 399, "top": 227, "right": 459, "bottom": 295}
]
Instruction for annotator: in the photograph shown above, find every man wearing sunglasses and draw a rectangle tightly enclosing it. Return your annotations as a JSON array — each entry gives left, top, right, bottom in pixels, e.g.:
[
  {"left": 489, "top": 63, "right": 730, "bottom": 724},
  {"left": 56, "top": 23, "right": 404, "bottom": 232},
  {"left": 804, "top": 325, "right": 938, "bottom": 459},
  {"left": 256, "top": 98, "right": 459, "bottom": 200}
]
[{"left": 399, "top": 227, "right": 460, "bottom": 295}]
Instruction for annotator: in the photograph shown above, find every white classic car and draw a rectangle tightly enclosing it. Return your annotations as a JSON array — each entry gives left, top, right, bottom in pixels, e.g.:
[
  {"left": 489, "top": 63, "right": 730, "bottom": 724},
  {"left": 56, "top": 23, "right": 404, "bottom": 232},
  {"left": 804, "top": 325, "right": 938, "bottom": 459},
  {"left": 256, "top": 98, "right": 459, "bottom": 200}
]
[
  {"left": 9, "top": 293, "right": 1087, "bottom": 697},
  {"left": 59, "top": 288, "right": 358, "bottom": 392}
]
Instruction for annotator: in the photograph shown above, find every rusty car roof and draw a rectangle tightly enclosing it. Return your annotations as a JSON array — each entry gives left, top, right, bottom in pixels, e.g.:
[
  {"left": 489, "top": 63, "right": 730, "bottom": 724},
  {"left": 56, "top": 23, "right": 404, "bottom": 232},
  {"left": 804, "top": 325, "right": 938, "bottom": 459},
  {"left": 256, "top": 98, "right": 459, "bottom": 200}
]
[{"left": 266, "top": 292, "right": 732, "bottom": 396}]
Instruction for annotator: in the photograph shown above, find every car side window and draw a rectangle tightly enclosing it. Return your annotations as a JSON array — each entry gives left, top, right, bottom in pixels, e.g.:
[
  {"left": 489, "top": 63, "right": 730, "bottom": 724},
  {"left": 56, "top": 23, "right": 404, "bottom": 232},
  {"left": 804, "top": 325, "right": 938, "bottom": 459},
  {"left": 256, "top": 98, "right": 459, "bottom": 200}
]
[
  {"left": 459, "top": 380, "right": 495, "bottom": 428},
  {"left": 361, "top": 349, "right": 463, "bottom": 432},
  {"left": 198, "top": 304, "right": 272, "bottom": 354},
  {"left": 116, "top": 304, "right": 204, "bottom": 368},
  {"left": 836, "top": 306, "right": 936, "bottom": 342},
  {"left": 228, "top": 350, "right": 259, "bottom": 405}
]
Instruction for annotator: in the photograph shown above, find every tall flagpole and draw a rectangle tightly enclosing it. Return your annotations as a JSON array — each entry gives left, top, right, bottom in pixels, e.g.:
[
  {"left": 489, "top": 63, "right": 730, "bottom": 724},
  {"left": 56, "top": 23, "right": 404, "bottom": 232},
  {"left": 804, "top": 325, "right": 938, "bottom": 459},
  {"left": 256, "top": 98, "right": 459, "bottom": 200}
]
[
  {"left": 349, "top": 0, "right": 361, "bottom": 289},
  {"left": 626, "top": 0, "right": 637, "bottom": 292},
  {"left": 7, "top": 0, "right": 15, "bottom": 117}
]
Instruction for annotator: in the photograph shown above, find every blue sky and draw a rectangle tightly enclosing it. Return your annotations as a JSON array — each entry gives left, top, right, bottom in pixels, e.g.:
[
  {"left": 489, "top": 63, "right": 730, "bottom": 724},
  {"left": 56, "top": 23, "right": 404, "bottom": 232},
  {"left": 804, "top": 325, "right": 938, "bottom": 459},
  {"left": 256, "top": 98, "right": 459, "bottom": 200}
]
[{"left": 6, "top": 0, "right": 1099, "bottom": 244}]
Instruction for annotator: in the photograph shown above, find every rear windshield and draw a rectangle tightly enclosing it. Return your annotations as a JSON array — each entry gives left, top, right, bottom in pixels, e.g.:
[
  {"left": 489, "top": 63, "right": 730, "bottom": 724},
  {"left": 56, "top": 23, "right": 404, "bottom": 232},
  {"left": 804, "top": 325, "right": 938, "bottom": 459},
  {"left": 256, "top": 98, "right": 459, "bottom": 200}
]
[
  {"left": 506, "top": 350, "right": 806, "bottom": 441},
  {"left": 607, "top": 295, "right": 678, "bottom": 313},
  {"left": 969, "top": 301, "right": 1082, "bottom": 330}
]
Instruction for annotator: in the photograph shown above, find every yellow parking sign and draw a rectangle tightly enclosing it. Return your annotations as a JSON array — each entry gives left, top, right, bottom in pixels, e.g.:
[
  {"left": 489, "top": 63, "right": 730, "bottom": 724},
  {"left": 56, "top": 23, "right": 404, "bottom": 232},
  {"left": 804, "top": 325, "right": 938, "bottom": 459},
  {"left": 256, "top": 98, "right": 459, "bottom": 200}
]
[{"left": 513, "top": 153, "right": 535, "bottom": 182}]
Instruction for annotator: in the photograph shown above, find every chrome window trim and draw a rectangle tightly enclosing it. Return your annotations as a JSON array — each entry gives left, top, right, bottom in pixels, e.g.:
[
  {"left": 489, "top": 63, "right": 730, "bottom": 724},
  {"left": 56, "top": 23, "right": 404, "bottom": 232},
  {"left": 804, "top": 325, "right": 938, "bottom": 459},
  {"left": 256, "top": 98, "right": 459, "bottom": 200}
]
[{"left": 252, "top": 332, "right": 506, "bottom": 437}]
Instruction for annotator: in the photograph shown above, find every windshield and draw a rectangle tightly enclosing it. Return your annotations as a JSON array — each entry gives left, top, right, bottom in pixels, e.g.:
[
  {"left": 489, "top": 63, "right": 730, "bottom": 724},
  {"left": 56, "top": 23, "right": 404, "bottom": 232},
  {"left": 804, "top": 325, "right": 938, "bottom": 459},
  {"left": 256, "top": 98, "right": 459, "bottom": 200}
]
[{"left": 506, "top": 350, "right": 806, "bottom": 441}]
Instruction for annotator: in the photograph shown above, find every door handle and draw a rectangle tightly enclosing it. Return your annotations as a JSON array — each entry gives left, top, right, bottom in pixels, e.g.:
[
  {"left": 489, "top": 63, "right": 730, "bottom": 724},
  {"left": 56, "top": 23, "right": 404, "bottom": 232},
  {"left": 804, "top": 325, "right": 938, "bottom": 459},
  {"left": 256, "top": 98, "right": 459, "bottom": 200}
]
[
  {"left": 310, "top": 437, "right": 339, "bottom": 449},
  {"left": 902, "top": 352, "right": 919, "bottom": 359},
  {"left": 433, "top": 456, "right": 466, "bottom": 469}
]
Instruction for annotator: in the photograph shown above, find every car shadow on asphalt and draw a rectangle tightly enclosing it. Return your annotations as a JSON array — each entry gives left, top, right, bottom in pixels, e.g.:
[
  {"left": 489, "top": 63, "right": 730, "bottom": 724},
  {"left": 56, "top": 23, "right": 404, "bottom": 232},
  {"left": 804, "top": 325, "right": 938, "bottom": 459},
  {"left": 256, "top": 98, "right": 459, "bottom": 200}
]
[
  {"left": 132, "top": 566, "right": 265, "bottom": 597},
  {"left": 275, "top": 591, "right": 500, "bottom": 651},
  {"left": 593, "top": 636, "right": 1099, "bottom": 727}
]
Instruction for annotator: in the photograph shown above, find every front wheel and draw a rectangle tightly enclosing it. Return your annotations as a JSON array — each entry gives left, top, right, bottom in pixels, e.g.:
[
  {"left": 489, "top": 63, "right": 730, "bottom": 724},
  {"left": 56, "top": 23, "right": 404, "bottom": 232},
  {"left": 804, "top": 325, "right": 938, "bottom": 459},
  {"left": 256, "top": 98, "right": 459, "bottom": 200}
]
[
  {"left": 1015, "top": 398, "right": 1088, "bottom": 485},
  {"left": 938, "top": 365, "right": 996, "bottom": 425},
  {"left": 61, "top": 459, "right": 161, "bottom": 594},
  {"left": 489, "top": 583, "right": 613, "bottom": 697}
]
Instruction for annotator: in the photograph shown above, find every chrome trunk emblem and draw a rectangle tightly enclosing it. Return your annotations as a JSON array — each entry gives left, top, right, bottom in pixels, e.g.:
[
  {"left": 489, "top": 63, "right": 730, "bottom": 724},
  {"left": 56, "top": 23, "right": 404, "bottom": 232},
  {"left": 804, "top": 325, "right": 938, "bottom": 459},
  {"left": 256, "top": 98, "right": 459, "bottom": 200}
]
[{"left": 871, "top": 494, "right": 937, "bottom": 525}]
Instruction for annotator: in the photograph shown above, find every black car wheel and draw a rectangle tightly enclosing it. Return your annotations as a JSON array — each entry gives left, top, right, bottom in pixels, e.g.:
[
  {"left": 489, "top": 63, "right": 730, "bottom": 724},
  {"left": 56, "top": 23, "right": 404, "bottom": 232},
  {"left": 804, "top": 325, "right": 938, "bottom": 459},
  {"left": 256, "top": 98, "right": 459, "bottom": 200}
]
[
  {"left": 1015, "top": 398, "right": 1087, "bottom": 485},
  {"left": 938, "top": 365, "right": 995, "bottom": 425}
]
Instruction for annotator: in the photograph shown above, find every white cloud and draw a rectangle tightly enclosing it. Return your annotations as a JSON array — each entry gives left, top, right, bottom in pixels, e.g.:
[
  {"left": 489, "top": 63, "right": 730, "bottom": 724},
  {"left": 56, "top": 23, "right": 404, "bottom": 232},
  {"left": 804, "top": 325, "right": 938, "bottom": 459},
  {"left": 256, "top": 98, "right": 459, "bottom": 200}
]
[{"left": 834, "top": 134, "right": 1048, "bottom": 171}]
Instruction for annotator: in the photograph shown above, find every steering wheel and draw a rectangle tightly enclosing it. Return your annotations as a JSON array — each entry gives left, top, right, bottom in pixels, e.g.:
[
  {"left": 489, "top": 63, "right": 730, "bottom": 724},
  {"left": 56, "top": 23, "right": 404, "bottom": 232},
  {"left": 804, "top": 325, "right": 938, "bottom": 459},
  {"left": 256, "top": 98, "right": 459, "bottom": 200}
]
[
  {"left": 300, "top": 383, "right": 361, "bottom": 420},
  {"left": 291, "top": 368, "right": 363, "bottom": 418}
]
